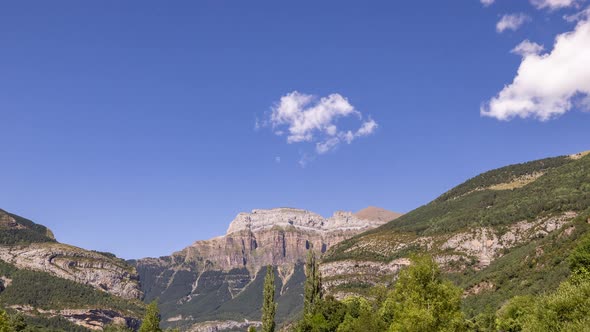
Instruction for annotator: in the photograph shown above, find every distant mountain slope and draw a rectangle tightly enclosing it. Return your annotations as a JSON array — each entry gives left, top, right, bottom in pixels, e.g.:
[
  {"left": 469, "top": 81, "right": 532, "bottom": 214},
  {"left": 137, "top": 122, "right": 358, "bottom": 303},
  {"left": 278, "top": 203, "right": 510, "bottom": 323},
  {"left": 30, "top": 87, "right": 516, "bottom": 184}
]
[
  {"left": 136, "top": 207, "right": 398, "bottom": 330},
  {"left": 0, "top": 209, "right": 55, "bottom": 245},
  {"left": 0, "top": 209, "right": 144, "bottom": 331},
  {"left": 322, "top": 151, "right": 590, "bottom": 317},
  {"left": 354, "top": 206, "right": 402, "bottom": 223}
]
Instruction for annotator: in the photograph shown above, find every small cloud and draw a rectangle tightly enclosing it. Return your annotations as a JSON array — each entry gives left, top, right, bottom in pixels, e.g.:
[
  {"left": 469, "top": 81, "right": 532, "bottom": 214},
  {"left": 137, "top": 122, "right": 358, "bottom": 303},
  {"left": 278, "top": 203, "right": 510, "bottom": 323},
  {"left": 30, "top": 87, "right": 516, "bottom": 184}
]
[
  {"left": 564, "top": 6, "right": 590, "bottom": 22},
  {"left": 356, "top": 118, "right": 378, "bottom": 136},
  {"left": 262, "top": 91, "right": 378, "bottom": 165},
  {"left": 275, "top": 156, "right": 281, "bottom": 163},
  {"left": 496, "top": 13, "right": 531, "bottom": 33},
  {"left": 481, "top": 0, "right": 495, "bottom": 7},
  {"left": 531, "top": 0, "right": 579, "bottom": 10},
  {"left": 316, "top": 137, "right": 340, "bottom": 154},
  {"left": 511, "top": 40, "right": 545, "bottom": 56},
  {"left": 298, "top": 153, "right": 315, "bottom": 168}
]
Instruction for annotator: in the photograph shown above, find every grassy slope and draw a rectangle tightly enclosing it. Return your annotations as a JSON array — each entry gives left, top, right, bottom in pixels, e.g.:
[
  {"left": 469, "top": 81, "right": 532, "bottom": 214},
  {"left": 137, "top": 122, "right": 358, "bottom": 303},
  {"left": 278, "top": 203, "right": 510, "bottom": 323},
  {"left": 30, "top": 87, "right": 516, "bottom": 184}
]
[{"left": 324, "top": 153, "right": 590, "bottom": 316}]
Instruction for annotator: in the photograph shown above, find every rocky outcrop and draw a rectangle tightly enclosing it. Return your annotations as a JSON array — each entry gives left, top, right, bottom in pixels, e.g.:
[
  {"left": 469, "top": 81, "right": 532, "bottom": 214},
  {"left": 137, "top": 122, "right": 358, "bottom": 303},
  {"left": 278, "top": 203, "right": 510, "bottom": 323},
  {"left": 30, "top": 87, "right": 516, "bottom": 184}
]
[
  {"left": 0, "top": 242, "right": 142, "bottom": 300},
  {"left": 321, "top": 212, "right": 578, "bottom": 297}
]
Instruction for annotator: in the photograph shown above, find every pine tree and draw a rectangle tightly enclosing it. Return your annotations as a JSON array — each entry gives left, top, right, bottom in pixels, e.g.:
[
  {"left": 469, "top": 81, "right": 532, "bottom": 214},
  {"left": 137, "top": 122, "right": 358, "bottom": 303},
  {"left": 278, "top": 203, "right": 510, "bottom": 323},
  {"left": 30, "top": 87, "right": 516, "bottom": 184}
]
[
  {"left": 139, "top": 300, "right": 162, "bottom": 332},
  {"left": 303, "top": 246, "right": 322, "bottom": 317},
  {"left": 262, "top": 265, "right": 276, "bottom": 332}
]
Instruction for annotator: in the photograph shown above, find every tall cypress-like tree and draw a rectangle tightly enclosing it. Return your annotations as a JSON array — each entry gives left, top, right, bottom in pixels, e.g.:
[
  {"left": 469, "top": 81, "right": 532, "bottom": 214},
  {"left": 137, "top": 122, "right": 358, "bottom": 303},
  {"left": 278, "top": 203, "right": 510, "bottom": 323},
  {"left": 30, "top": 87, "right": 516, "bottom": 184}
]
[
  {"left": 303, "top": 246, "right": 322, "bottom": 317},
  {"left": 139, "top": 300, "right": 162, "bottom": 332},
  {"left": 262, "top": 265, "right": 276, "bottom": 332}
]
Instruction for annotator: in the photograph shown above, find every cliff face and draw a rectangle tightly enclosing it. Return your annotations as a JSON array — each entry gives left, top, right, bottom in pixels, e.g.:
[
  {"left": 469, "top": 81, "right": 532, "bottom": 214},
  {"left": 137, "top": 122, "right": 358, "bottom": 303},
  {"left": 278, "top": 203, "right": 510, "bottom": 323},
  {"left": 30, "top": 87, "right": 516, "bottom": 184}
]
[
  {"left": 136, "top": 207, "right": 400, "bottom": 330},
  {"left": 179, "top": 208, "right": 392, "bottom": 273}
]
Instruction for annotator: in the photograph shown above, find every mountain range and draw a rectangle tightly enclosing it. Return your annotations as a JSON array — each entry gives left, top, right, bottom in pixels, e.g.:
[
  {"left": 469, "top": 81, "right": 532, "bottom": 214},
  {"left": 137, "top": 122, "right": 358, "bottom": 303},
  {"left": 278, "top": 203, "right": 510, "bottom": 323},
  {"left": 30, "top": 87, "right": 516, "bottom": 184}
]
[{"left": 0, "top": 150, "right": 589, "bottom": 331}]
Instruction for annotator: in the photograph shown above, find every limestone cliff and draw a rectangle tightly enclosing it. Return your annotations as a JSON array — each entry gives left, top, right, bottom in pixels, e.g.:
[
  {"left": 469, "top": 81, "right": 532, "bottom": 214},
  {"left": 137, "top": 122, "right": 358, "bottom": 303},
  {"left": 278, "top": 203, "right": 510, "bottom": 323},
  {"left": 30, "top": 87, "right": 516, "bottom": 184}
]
[{"left": 136, "top": 207, "right": 400, "bottom": 330}]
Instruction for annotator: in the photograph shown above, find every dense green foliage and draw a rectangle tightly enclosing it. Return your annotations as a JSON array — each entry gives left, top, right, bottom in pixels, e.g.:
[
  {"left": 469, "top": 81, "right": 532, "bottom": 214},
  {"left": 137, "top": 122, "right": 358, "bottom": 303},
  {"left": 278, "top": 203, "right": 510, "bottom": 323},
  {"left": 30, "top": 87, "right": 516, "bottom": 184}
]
[
  {"left": 139, "top": 301, "right": 162, "bottom": 332},
  {"left": 294, "top": 255, "right": 465, "bottom": 332},
  {"left": 495, "top": 233, "right": 590, "bottom": 331},
  {"left": 262, "top": 266, "right": 276, "bottom": 332},
  {"left": 382, "top": 255, "right": 465, "bottom": 331}
]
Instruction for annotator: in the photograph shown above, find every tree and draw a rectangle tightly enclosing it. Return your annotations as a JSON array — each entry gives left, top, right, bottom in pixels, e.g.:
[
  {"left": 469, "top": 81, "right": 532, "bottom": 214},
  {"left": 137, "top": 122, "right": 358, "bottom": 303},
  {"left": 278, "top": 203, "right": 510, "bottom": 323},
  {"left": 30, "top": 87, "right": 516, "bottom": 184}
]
[
  {"left": 0, "top": 310, "right": 13, "bottom": 332},
  {"left": 380, "top": 254, "right": 465, "bottom": 332},
  {"left": 569, "top": 233, "right": 590, "bottom": 278},
  {"left": 104, "top": 324, "right": 134, "bottom": 332},
  {"left": 139, "top": 300, "right": 162, "bottom": 332},
  {"left": 262, "top": 265, "right": 277, "bottom": 332},
  {"left": 248, "top": 326, "right": 257, "bottom": 332},
  {"left": 9, "top": 313, "right": 26, "bottom": 332},
  {"left": 304, "top": 247, "right": 322, "bottom": 317}
]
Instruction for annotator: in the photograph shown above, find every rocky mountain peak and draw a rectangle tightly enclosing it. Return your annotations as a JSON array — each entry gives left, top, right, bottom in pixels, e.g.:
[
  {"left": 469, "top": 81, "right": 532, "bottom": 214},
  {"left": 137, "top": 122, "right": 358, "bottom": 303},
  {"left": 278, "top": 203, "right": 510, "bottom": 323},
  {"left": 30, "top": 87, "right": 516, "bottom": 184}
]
[
  {"left": 225, "top": 207, "right": 399, "bottom": 235},
  {"left": 226, "top": 207, "right": 324, "bottom": 234}
]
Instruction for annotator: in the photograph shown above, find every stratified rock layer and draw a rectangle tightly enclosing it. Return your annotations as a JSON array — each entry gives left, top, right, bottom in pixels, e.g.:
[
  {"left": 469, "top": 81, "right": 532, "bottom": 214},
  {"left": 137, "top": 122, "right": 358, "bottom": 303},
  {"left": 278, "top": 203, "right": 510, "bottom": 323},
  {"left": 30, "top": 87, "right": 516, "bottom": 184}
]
[{"left": 0, "top": 243, "right": 142, "bottom": 300}]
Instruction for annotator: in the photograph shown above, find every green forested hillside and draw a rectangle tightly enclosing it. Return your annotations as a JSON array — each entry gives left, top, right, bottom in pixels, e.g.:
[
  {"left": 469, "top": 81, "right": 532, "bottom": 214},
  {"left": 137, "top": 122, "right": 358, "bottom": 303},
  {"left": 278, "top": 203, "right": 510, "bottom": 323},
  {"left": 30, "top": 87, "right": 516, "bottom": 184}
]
[
  {"left": 323, "top": 152, "right": 590, "bottom": 321},
  {"left": 0, "top": 210, "right": 55, "bottom": 245},
  {"left": 327, "top": 153, "right": 590, "bottom": 262}
]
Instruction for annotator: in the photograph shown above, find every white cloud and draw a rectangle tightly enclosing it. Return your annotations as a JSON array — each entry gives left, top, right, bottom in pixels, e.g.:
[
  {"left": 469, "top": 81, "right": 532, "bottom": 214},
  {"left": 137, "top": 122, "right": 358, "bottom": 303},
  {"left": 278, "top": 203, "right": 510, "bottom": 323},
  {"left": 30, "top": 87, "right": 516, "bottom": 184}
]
[
  {"left": 316, "top": 137, "right": 340, "bottom": 154},
  {"left": 496, "top": 14, "right": 531, "bottom": 33},
  {"left": 511, "top": 40, "right": 545, "bottom": 56},
  {"left": 481, "top": 17, "right": 590, "bottom": 120},
  {"left": 564, "top": 6, "right": 590, "bottom": 21},
  {"left": 266, "top": 91, "right": 378, "bottom": 158},
  {"left": 531, "top": 0, "right": 578, "bottom": 10},
  {"left": 275, "top": 156, "right": 281, "bottom": 163},
  {"left": 481, "top": 0, "right": 495, "bottom": 6},
  {"left": 357, "top": 119, "right": 378, "bottom": 136}
]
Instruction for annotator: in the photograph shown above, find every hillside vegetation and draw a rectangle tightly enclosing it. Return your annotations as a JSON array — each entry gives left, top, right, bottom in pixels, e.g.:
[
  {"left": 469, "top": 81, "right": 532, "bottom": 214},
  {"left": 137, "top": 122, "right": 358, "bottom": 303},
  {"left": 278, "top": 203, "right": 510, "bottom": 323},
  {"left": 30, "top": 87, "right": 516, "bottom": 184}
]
[
  {"left": 322, "top": 152, "right": 590, "bottom": 320},
  {"left": 0, "top": 210, "right": 55, "bottom": 245},
  {"left": 327, "top": 153, "right": 590, "bottom": 262}
]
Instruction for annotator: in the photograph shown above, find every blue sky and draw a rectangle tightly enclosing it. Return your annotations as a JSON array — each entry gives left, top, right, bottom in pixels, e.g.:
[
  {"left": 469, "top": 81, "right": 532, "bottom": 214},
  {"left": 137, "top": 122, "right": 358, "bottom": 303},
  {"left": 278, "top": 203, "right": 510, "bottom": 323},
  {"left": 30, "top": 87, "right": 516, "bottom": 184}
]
[{"left": 1, "top": 1, "right": 589, "bottom": 259}]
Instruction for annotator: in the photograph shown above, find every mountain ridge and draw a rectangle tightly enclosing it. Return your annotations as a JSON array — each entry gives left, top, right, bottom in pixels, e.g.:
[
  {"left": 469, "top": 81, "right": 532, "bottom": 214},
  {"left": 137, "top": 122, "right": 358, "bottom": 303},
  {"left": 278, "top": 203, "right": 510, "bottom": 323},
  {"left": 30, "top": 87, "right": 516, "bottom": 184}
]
[{"left": 136, "top": 206, "right": 399, "bottom": 330}]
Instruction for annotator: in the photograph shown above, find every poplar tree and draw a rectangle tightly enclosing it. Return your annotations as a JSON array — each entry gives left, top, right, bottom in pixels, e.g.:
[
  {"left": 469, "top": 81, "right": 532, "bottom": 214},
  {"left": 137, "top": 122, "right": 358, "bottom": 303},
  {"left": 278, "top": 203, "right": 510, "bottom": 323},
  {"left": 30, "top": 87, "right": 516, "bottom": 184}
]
[
  {"left": 262, "top": 265, "right": 276, "bottom": 332},
  {"left": 303, "top": 246, "right": 322, "bottom": 317}
]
